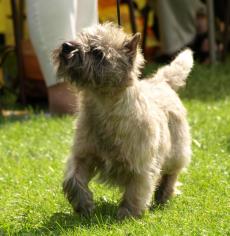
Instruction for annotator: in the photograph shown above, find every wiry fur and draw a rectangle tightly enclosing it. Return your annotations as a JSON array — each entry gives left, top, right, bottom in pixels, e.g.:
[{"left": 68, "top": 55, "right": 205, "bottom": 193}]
[{"left": 53, "top": 23, "right": 193, "bottom": 219}]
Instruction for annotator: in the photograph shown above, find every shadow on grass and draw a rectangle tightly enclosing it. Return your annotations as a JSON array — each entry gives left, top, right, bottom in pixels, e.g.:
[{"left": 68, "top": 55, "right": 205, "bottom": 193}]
[
  {"left": 15, "top": 202, "right": 119, "bottom": 235},
  {"left": 7, "top": 201, "right": 171, "bottom": 235},
  {"left": 0, "top": 112, "right": 70, "bottom": 128},
  {"left": 0, "top": 113, "right": 32, "bottom": 126}
]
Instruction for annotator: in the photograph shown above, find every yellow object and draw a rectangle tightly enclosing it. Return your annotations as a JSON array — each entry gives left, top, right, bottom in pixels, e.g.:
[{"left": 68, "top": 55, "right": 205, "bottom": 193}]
[
  {"left": 98, "top": 0, "right": 158, "bottom": 48},
  {"left": 99, "top": 4, "right": 133, "bottom": 34},
  {"left": 0, "top": 0, "right": 14, "bottom": 45},
  {"left": 135, "top": 0, "right": 147, "bottom": 9}
]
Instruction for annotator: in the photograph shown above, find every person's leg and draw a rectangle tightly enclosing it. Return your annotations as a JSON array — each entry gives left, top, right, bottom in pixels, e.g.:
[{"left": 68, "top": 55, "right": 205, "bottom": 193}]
[
  {"left": 48, "top": 82, "right": 77, "bottom": 115},
  {"left": 155, "top": 0, "right": 205, "bottom": 55},
  {"left": 26, "top": 0, "right": 98, "bottom": 114},
  {"left": 75, "top": 0, "right": 98, "bottom": 33}
]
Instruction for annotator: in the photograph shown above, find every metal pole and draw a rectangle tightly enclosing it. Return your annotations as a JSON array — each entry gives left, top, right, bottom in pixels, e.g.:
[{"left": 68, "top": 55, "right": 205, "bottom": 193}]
[
  {"left": 116, "top": 0, "right": 121, "bottom": 26},
  {"left": 207, "top": 0, "right": 216, "bottom": 64},
  {"left": 222, "top": 0, "right": 230, "bottom": 61},
  {"left": 142, "top": 5, "right": 150, "bottom": 55},
  {"left": 11, "top": 0, "right": 26, "bottom": 104},
  {"left": 127, "top": 0, "right": 137, "bottom": 33}
]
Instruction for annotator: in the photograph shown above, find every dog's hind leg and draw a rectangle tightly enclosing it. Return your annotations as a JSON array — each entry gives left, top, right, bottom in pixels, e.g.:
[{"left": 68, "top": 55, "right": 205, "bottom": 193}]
[
  {"left": 154, "top": 112, "right": 191, "bottom": 205},
  {"left": 154, "top": 173, "right": 179, "bottom": 205},
  {"left": 63, "top": 156, "right": 95, "bottom": 217}
]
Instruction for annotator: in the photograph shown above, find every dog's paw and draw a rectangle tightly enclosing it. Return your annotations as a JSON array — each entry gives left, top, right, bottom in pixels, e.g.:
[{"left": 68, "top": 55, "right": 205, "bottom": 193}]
[
  {"left": 117, "top": 207, "right": 132, "bottom": 220},
  {"left": 155, "top": 186, "right": 182, "bottom": 205},
  {"left": 75, "top": 202, "right": 95, "bottom": 217},
  {"left": 63, "top": 176, "right": 95, "bottom": 217},
  {"left": 117, "top": 207, "right": 141, "bottom": 220},
  {"left": 173, "top": 187, "right": 182, "bottom": 197}
]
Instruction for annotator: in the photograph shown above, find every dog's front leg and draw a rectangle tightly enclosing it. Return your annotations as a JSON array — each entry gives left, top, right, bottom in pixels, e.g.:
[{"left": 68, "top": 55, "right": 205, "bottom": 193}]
[
  {"left": 117, "top": 172, "right": 156, "bottom": 219},
  {"left": 63, "top": 156, "right": 95, "bottom": 217}
]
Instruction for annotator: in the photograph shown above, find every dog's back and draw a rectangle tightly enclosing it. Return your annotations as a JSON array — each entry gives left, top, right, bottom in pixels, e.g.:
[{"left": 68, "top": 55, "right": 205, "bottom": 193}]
[{"left": 138, "top": 49, "right": 193, "bottom": 173}]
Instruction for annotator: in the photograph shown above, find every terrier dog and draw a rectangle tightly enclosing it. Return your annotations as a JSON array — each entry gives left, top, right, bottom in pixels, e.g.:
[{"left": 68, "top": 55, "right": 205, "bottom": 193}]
[{"left": 53, "top": 23, "right": 193, "bottom": 219}]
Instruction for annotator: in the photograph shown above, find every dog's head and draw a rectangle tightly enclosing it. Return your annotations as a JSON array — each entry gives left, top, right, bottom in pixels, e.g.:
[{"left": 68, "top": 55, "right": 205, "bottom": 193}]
[{"left": 53, "top": 23, "right": 144, "bottom": 91}]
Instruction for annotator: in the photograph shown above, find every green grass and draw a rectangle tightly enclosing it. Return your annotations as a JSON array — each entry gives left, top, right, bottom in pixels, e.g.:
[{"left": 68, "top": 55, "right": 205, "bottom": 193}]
[{"left": 0, "top": 61, "right": 230, "bottom": 235}]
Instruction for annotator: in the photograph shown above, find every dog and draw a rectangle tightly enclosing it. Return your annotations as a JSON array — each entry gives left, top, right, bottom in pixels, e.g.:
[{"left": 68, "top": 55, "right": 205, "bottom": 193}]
[{"left": 53, "top": 23, "right": 193, "bottom": 219}]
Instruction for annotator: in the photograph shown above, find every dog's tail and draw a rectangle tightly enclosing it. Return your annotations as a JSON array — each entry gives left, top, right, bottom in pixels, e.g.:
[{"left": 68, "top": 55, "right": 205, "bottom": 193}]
[{"left": 154, "top": 49, "right": 193, "bottom": 91}]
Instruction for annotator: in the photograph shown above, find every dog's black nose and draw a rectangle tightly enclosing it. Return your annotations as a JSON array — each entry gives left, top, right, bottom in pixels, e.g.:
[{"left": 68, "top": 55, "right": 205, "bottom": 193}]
[{"left": 62, "top": 42, "right": 75, "bottom": 54}]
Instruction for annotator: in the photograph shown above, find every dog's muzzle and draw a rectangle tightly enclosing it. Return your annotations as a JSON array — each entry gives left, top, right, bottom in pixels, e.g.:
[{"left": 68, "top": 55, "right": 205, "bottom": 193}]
[
  {"left": 60, "top": 42, "right": 79, "bottom": 61},
  {"left": 62, "top": 42, "right": 75, "bottom": 54}
]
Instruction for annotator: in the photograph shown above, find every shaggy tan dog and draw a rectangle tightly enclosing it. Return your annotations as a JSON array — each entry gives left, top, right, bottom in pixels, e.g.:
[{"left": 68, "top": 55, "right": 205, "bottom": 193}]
[{"left": 53, "top": 23, "right": 193, "bottom": 219}]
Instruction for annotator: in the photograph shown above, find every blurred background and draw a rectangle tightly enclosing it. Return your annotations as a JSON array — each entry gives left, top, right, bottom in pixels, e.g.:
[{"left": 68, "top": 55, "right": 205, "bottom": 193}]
[{"left": 0, "top": 0, "right": 229, "bottom": 115}]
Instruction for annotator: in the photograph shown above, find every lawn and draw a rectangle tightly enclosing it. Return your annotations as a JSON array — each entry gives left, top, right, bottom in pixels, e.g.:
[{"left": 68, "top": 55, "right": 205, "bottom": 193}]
[{"left": 0, "top": 61, "right": 230, "bottom": 235}]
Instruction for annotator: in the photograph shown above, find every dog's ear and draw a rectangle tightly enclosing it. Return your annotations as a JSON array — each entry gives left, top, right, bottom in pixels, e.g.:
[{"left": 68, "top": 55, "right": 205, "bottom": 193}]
[{"left": 124, "top": 32, "right": 141, "bottom": 57}]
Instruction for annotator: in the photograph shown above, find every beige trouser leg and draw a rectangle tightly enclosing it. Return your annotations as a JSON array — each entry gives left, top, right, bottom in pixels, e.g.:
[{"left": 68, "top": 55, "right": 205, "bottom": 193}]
[
  {"left": 26, "top": 0, "right": 98, "bottom": 87},
  {"left": 155, "top": 0, "right": 205, "bottom": 54},
  {"left": 26, "top": 0, "right": 98, "bottom": 114}
]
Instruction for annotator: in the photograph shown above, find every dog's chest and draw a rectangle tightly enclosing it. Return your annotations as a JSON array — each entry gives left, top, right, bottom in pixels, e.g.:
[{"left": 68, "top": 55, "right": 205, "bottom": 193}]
[{"left": 90, "top": 105, "right": 156, "bottom": 174}]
